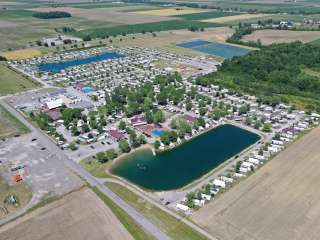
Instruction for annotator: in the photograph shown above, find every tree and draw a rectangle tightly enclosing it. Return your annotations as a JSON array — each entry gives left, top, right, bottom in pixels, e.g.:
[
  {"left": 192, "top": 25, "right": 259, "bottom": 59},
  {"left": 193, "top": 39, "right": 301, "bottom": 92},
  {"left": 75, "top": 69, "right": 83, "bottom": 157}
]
[
  {"left": 262, "top": 123, "right": 272, "bottom": 132},
  {"left": 153, "top": 110, "right": 164, "bottom": 123},
  {"left": 169, "top": 131, "right": 178, "bottom": 142},
  {"left": 96, "top": 152, "right": 108, "bottom": 163},
  {"left": 137, "top": 135, "right": 146, "bottom": 145},
  {"left": 118, "top": 121, "right": 126, "bottom": 130},
  {"left": 186, "top": 100, "right": 192, "bottom": 111},
  {"left": 69, "top": 142, "right": 78, "bottom": 151},
  {"left": 160, "top": 132, "right": 170, "bottom": 145},
  {"left": 119, "top": 140, "right": 131, "bottom": 153},
  {"left": 154, "top": 140, "right": 160, "bottom": 149},
  {"left": 105, "top": 149, "right": 117, "bottom": 160}
]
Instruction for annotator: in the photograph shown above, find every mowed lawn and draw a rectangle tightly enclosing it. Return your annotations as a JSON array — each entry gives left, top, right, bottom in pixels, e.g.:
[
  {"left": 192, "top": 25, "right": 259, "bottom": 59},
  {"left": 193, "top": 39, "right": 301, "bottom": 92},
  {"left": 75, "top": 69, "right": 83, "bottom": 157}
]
[{"left": 0, "top": 64, "right": 39, "bottom": 95}]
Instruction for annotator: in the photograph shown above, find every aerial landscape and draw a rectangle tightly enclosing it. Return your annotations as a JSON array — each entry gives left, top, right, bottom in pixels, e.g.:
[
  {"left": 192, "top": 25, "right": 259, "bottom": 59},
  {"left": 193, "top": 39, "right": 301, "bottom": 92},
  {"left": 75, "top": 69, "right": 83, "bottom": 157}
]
[{"left": 0, "top": 0, "right": 320, "bottom": 240}]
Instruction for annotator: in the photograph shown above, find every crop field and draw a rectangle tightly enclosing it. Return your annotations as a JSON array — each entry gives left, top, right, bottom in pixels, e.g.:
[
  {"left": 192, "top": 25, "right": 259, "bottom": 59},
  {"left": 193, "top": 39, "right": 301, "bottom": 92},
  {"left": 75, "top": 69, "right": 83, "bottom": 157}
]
[
  {"left": 74, "top": 20, "right": 222, "bottom": 39},
  {"left": 202, "top": 13, "right": 271, "bottom": 23},
  {"left": 31, "top": 7, "right": 177, "bottom": 24},
  {"left": 0, "top": 104, "right": 29, "bottom": 139},
  {"left": 242, "top": 29, "right": 320, "bottom": 45},
  {"left": 192, "top": 127, "right": 320, "bottom": 240},
  {"left": 134, "top": 8, "right": 209, "bottom": 16},
  {"left": 0, "top": 188, "right": 133, "bottom": 240},
  {"left": 0, "top": 65, "right": 39, "bottom": 96},
  {"left": 178, "top": 10, "right": 241, "bottom": 20},
  {"left": 1, "top": 48, "right": 42, "bottom": 60}
]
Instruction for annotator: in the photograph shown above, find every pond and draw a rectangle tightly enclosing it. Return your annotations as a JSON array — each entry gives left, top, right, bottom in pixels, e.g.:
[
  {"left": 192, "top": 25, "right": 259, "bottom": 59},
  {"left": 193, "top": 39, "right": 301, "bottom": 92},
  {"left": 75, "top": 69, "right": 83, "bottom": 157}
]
[
  {"left": 177, "top": 40, "right": 250, "bottom": 59},
  {"left": 111, "top": 124, "right": 260, "bottom": 191},
  {"left": 39, "top": 51, "right": 123, "bottom": 73}
]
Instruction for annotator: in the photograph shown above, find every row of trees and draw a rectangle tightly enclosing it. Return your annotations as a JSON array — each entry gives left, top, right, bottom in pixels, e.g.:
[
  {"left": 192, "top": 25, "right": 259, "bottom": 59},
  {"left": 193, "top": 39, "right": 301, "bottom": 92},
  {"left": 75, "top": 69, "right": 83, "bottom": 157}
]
[{"left": 32, "top": 11, "right": 72, "bottom": 19}]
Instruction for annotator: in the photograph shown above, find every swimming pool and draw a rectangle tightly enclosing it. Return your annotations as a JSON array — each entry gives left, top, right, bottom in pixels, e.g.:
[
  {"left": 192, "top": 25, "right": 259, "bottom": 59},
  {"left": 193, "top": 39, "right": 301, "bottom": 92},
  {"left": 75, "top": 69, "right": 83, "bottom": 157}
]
[
  {"left": 150, "top": 129, "right": 164, "bottom": 137},
  {"left": 39, "top": 51, "right": 123, "bottom": 73},
  {"left": 177, "top": 40, "right": 250, "bottom": 59},
  {"left": 82, "top": 86, "right": 94, "bottom": 94}
]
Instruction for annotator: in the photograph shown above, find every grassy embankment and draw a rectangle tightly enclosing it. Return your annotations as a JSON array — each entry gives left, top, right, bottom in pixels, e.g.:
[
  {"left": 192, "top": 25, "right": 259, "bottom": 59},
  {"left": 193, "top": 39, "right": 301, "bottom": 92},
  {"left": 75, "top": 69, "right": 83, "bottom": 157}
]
[
  {"left": 106, "top": 182, "right": 209, "bottom": 240},
  {"left": 92, "top": 186, "right": 156, "bottom": 240}
]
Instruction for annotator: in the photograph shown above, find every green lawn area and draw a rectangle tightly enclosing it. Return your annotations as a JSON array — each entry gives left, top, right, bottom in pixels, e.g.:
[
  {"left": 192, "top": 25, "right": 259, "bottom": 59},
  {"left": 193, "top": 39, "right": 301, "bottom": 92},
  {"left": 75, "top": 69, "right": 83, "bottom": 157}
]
[
  {"left": 92, "top": 186, "right": 155, "bottom": 240},
  {"left": 0, "top": 64, "right": 40, "bottom": 96},
  {"left": 0, "top": 104, "right": 30, "bottom": 139},
  {"left": 80, "top": 158, "right": 114, "bottom": 178},
  {"left": 0, "top": 176, "right": 32, "bottom": 218},
  {"left": 106, "top": 182, "right": 209, "bottom": 240}
]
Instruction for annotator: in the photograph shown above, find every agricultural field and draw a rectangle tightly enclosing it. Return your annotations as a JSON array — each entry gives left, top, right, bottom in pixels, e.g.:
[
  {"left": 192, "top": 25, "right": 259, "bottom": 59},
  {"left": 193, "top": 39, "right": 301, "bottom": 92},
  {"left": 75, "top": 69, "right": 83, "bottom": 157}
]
[
  {"left": 202, "top": 13, "right": 272, "bottom": 24},
  {"left": 192, "top": 127, "right": 320, "bottom": 240},
  {"left": 242, "top": 30, "right": 320, "bottom": 45},
  {"left": 74, "top": 20, "right": 221, "bottom": 39},
  {"left": 0, "top": 188, "right": 134, "bottom": 240},
  {"left": 0, "top": 104, "right": 29, "bottom": 139},
  {"left": 178, "top": 10, "right": 242, "bottom": 20},
  {"left": 0, "top": 64, "right": 39, "bottom": 96},
  {"left": 31, "top": 7, "right": 177, "bottom": 24},
  {"left": 134, "top": 7, "right": 209, "bottom": 17},
  {"left": 1, "top": 48, "right": 42, "bottom": 60},
  {"left": 0, "top": 177, "right": 32, "bottom": 220}
]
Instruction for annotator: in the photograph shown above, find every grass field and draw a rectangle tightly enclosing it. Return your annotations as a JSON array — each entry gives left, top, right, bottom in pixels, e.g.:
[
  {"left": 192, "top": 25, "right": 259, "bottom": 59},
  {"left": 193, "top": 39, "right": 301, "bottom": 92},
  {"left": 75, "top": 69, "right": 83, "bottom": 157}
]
[
  {"left": 80, "top": 158, "right": 113, "bottom": 178},
  {"left": 106, "top": 182, "right": 209, "bottom": 240},
  {"left": 192, "top": 127, "right": 320, "bottom": 240},
  {"left": 1, "top": 48, "right": 42, "bottom": 60},
  {"left": 0, "top": 177, "right": 32, "bottom": 220},
  {"left": 135, "top": 8, "right": 209, "bottom": 16},
  {"left": 202, "top": 13, "right": 271, "bottom": 23},
  {"left": 242, "top": 29, "right": 320, "bottom": 45},
  {"left": 0, "top": 104, "right": 29, "bottom": 139},
  {"left": 0, "top": 188, "right": 134, "bottom": 240},
  {"left": 92, "top": 186, "right": 155, "bottom": 240},
  {"left": 0, "top": 64, "right": 39, "bottom": 95}
]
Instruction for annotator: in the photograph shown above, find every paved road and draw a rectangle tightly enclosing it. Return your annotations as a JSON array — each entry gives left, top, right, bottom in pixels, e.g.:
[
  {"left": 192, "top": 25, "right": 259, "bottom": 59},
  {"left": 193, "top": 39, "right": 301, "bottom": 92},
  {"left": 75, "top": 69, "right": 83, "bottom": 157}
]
[{"left": 0, "top": 100, "right": 171, "bottom": 240}]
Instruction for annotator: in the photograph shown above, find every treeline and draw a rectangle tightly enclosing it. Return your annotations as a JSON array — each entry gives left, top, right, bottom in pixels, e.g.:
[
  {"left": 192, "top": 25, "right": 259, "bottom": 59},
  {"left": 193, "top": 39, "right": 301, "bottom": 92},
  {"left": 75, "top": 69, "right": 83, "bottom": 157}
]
[
  {"left": 197, "top": 42, "right": 320, "bottom": 112},
  {"left": 32, "top": 11, "right": 72, "bottom": 19}
]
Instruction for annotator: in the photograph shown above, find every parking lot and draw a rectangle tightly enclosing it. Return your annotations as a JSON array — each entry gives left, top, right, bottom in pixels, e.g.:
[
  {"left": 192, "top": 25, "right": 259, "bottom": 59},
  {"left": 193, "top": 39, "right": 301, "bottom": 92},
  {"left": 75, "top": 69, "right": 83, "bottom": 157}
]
[{"left": 0, "top": 133, "right": 82, "bottom": 202}]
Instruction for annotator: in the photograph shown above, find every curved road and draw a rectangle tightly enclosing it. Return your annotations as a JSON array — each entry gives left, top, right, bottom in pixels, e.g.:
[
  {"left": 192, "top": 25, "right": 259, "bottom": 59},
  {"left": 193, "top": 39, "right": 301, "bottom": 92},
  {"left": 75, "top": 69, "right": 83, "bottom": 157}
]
[{"left": 0, "top": 100, "right": 170, "bottom": 240}]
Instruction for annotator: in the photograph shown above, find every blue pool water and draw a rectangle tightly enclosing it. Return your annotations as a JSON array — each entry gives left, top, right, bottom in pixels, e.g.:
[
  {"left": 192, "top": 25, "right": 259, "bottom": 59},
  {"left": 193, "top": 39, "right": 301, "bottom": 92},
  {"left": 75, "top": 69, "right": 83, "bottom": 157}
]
[
  {"left": 39, "top": 52, "right": 123, "bottom": 73},
  {"left": 82, "top": 86, "right": 94, "bottom": 94},
  {"left": 151, "top": 129, "right": 164, "bottom": 137},
  {"left": 177, "top": 40, "right": 250, "bottom": 59}
]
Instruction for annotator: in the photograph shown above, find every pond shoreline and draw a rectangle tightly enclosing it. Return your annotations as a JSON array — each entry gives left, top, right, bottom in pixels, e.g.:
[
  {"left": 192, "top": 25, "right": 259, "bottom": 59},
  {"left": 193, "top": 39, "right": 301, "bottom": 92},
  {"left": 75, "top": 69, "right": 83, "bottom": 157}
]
[{"left": 107, "top": 122, "right": 263, "bottom": 192}]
